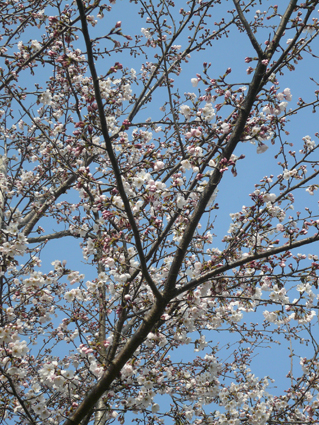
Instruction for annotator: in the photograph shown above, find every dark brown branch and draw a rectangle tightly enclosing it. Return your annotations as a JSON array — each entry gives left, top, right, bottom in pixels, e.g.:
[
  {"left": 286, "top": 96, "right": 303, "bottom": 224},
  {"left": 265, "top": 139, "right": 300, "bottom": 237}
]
[
  {"left": 75, "top": 0, "right": 161, "bottom": 301},
  {"left": 63, "top": 298, "right": 166, "bottom": 425},
  {"left": 176, "top": 232, "right": 319, "bottom": 296},
  {"left": 233, "top": 0, "right": 264, "bottom": 58},
  {"left": 266, "top": 0, "right": 298, "bottom": 59},
  {"left": 162, "top": 0, "right": 300, "bottom": 298},
  {"left": 27, "top": 230, "right": 80, "bottom": 244},
  {"left": 0, "top": 154, "right": 7, "bottom": 231},
  {"left": 163, "top": 58, "right": 269, "bottom": 296},
  {"left": 266, "top": 7, "right": 318, "bottom": 79},
  {"left": 0, "top": 366, "right": 36, "bottom": 425},
  {"left": 276, "top": 169, "right": 319, "bottom": 204},
  {"left": 0, "top": 13, "right": 85, "bottom": 93},
  {"left": 22, "top": 173, "right": 80, "bottom": 236}
]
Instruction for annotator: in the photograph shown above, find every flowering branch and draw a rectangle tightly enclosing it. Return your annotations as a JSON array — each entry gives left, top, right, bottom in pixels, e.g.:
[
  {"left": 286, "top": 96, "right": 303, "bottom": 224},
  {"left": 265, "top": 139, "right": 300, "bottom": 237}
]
[
  {"left": 233, "top": 0, "right": 264, "bottom": 58},
  {"left": 75, "top": 0, "right": 162, "bottom": 300},
  {"left": 176, "top": 232, "right": 319, "bottom": 296},
  {"left": 2, "top": 1, "right": 319, "bottom": 424}
]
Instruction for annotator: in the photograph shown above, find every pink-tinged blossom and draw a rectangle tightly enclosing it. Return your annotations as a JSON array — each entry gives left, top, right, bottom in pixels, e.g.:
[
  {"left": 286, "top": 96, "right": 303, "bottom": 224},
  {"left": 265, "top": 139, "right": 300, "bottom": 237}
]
[
  {"left": 302, "top": 135, "right": 316, "bottom": 150},
  {"left": 201, "top": 103, "right": 215, "bottom": 121},
  {"left": 39, "top": 90, "right": 52, "bottom": 105},
  {"left": 176, "top": 195, "right": 187, "bottom": 209},
  {"left": 191, "top": 78, "right": 198, "bottom": 87},
  {"left": 154, "top": 160, "right": 164, "bottom": 171},
  {"left": 306, "top": 185, "right": 318, "bottom": 195},
  {"left": 181, "top": 159, "right": 191, "bottom": 169},
  {"left": 209, "top": 158, "right": 216, "bottom": 168},
  {"left": 283, "top": 87, "right": 292, "bottom": 101},
  {"left": 86, "top": 15, "right": 97, "bottom": 26},
  {"left": 141, "top": 28, "right": 151, "bottom": 39},
  {"left": 283, "top": 168, "right": 298, "bottom": 180},
  {"left": 180, "top": 104, "right": 192, "bottom": 120},
  {"left": 257, "top": 143, "right": 268, "bottom": 154},
  {"left": 64, "top": 289, "right": 76, "bottom": 302},
  {"left": 152, "top": 403, "right": 160, "bottom": 413},
  {"left": 263, "top": 310, "right": 278, "bottom": 323},
  {"left": 263, "top": 192, "right": 276, "bottom": 202},
  {"left": 262, "top": 105, "right": 271, "bottom": 115},
  {"left": 10, "top": 340, "right": 29, "bottom": 358},
  {"left": 113, "top": 196, "right": 124, "bottom": 209},
  {"left": 61, "top": 369, "right": 75, "bottom": 379},
  {"left": 31, "top": 40, "right": 41, "bottom": 51},
  {"left": 220, "top": 122, "right": 230, "bottom": 134},
  {"left": 279, "top": 101, "right": 288, "bottom": 111},
  {"left": 39, "top": 362, "right": 58, "bottom": 378},
  {"left": 133, "top": 170, "right": 151, "bottom": 189},
  {"left": 303, "top": 25, "right": 316, "bottom": 35}
]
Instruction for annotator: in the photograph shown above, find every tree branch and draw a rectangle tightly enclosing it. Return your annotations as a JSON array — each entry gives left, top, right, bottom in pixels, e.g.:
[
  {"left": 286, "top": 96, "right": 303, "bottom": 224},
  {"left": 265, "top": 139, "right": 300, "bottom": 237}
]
[
  {"left": 162, "top": 0, "right": 301, "bottom": 298},
  {"left": 175, "top": 232, "right": 319, "bottom": 296},
  {"left": 27, "top": 230, "right": 80, "bottom": 244},
  {"left": 233, "top": 0, "right": 264, "bottom": 58},
  {"left": 75, "top": 0, "right": 161, "bottom": 301},
  {"left": 63, "top": 299, "right": 166, "bottom": 425},
  {"left": 0, "top": 154, "right": 7, "bottom": 231},
  {"left": 0, "top": 13, "right": 85, "bottom": 93},
  {"left": 22, "top": 174, "right": 79, "bottom": 237},
  {"left": 0, "top": 366, "right": 36, "bottom": 425},
  {"left": 163, "top": 58, "right": 269, "bottom": 296},
  {"left": 266, "top": 0, "right": 298, "bottom": 59}
]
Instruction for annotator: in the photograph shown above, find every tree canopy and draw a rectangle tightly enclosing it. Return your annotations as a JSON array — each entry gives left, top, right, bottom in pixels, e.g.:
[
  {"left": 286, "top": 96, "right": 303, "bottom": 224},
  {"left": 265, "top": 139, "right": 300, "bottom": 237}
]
[{"left": 1, "top": 1, "right": 319, "bottom": 424}]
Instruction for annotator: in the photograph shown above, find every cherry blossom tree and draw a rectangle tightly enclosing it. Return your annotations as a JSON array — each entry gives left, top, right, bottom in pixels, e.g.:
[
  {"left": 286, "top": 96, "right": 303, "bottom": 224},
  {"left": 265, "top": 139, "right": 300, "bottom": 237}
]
[{"left": 1, "top": 0, "right": 319, "bottom": 424}]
